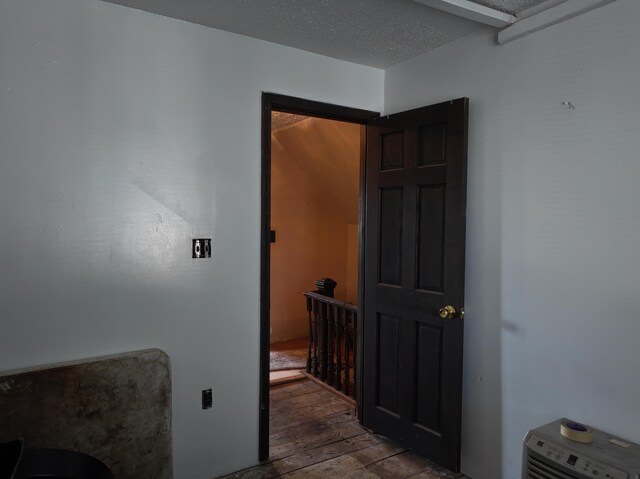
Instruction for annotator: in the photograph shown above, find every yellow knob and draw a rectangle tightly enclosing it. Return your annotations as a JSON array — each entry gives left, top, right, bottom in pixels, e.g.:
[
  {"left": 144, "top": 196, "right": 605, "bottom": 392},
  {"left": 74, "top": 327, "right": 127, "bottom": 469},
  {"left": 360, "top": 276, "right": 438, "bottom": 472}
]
[{"left": 438, "top": 305, "right": 457, "bottom": 319}]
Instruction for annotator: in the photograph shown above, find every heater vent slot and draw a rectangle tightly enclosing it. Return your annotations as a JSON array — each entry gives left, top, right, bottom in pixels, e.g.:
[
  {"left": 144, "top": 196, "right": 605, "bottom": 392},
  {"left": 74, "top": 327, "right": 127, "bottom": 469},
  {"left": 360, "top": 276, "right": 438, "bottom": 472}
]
[{"left": 526, "top": 453, "right": 579, "bottom": 479}]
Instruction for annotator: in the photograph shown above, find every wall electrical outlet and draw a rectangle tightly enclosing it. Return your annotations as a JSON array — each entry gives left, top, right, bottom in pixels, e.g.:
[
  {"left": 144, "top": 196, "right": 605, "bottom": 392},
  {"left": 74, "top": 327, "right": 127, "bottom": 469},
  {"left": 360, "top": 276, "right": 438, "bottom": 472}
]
[{"left": 202, "top": 389, "right": 213, "bottom": 409}]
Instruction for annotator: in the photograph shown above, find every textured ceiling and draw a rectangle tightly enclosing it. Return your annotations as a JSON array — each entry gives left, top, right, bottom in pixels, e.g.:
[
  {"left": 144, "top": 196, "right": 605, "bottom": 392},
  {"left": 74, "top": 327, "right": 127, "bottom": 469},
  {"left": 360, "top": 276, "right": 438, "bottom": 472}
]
[
  {"left": 101, "top": 0, "right": 552, "bottom": 68},
  {"left": 471, "top": 0, "right": 549, "bottom": 14}
]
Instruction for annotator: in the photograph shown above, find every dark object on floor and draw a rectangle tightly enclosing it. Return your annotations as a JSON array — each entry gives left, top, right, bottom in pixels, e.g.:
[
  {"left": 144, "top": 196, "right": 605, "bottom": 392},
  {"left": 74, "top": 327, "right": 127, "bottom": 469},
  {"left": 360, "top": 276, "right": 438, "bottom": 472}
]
[
  {"left": 1, "top": 440, "right": 113, "bottom": 479},
  {"left": 16, "top": 449, "right": 113, "bottom": 479},
  {"left": 0, "top": 440, "right": 23, "bottom": 479}
]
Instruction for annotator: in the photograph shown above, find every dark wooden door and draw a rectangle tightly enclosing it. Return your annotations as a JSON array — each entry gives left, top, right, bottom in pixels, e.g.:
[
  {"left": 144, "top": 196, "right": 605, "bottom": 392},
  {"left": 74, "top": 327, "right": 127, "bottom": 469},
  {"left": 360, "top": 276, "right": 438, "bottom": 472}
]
[{"left": 362, "top": 98, "right": 468, "bottom": 472}]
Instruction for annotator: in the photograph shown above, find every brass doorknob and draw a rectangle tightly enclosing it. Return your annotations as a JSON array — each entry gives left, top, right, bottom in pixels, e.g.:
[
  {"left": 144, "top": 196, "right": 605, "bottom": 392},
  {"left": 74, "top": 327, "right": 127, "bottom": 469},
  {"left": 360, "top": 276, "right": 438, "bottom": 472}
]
[{"left": 438, "top": 305, "right": 458, "bottom": 319}]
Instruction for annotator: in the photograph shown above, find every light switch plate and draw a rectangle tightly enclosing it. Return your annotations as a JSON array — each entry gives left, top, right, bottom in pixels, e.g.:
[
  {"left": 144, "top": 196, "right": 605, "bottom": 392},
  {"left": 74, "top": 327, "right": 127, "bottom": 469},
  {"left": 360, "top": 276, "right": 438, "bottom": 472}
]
[
  {"left": 202, "top": 389, "right": 213, "bottom": 409},
  {"left": 192, "top": 238, "right": 211, "bottom": 258}
]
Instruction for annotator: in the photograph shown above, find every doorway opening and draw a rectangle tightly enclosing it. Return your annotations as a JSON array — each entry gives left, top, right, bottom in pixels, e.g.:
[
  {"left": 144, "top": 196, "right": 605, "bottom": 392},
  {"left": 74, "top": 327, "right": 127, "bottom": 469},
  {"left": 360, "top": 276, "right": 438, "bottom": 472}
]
[
  {"left": 260, "top": 93, "right": 378, "bottom": 461},
  {"left": 269, "top": 111, "right": 361, "bottom": 388},
  {"left": 257, "top": 94, "right": 470, "bottom": 477}
]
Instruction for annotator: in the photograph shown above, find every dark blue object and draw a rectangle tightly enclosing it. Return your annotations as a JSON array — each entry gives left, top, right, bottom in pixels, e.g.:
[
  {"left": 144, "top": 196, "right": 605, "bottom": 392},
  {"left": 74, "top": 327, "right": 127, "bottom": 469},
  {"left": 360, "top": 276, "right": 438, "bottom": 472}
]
[
  {"left": 565, "top": 421, "right": 589, "bottom": 432},
  {"left": 0, "top": 440, "right": 23, "bottom": 479}
]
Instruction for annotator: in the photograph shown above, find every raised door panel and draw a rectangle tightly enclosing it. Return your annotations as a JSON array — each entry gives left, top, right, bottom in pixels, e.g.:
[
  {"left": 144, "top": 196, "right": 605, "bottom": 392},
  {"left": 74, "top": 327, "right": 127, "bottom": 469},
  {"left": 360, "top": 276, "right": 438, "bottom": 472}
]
[
  {"left": 416, "top": 185, "right": 446, "bottom": 293},
  {"left": 381, "top": 131, "right": 404, "bottom": 171},
  {"left": 377, "top": 314, "right": 401, "bottom": 413},
  {"left": 379, "top": 187, "right": 403, "bottom": 286},
  {"left": 414, "top": 322, "right": 443, "bottom": 432},
  {"left": 419, "top": 123, "right": 446, "bottom": 167}
]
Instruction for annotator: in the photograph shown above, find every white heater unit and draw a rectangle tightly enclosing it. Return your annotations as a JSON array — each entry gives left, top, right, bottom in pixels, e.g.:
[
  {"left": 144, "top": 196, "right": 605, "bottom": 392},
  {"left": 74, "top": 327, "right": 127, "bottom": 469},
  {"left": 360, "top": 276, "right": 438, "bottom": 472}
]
[{"left": 523, "top": 418, "right": 640, "bottom": 479}]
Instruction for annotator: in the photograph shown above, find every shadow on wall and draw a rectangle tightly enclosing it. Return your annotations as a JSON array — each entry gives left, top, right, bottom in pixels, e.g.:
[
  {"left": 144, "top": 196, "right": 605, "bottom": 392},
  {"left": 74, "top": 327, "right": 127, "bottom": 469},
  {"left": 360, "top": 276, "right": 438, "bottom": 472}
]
[{"left": 270, "top": 115, "right": 361, "bottom": 343}]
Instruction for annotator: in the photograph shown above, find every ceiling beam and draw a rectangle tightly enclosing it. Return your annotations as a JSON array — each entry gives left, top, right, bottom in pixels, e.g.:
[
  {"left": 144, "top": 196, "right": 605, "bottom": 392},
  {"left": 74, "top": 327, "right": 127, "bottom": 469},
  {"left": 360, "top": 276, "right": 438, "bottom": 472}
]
[
  {"left": 498, "top": 0, "right": 617, "bottom": 44},
  {"left": 414, "top": 0, "right": 517, "bottom": 28}
]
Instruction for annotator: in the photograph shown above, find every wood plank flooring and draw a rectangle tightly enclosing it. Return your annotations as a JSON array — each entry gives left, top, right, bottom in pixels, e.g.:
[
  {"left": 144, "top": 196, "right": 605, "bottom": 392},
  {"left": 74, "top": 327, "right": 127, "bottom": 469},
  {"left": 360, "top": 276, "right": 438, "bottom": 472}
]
[{"left": 217, "top": 380, "right": 467, "bottom": 479}]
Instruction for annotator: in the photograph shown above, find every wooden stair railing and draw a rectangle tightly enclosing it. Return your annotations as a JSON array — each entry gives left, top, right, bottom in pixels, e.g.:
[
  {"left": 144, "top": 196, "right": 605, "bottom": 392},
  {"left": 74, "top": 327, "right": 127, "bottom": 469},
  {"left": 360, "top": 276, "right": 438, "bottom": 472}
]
[{"left": 304, "top": 280, "right": 357, "bottom": 400}]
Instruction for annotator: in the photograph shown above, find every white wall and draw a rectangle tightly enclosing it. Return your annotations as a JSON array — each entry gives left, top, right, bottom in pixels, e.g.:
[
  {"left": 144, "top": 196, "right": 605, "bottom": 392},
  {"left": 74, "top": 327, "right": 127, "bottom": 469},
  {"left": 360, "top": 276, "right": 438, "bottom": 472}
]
[
  {"left": 0, "top": 1, "right": 383, "bottom": 477},
  {"left": 385, "top": 1, "right": 640, "bottom": 478}
]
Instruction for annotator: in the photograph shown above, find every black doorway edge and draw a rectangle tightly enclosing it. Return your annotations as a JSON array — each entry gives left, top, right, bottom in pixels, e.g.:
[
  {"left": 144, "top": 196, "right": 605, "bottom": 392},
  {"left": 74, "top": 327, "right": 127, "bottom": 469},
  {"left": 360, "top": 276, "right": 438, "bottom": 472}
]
[{"left": 260, "top": 92, "right": 379, "bottom": 461}]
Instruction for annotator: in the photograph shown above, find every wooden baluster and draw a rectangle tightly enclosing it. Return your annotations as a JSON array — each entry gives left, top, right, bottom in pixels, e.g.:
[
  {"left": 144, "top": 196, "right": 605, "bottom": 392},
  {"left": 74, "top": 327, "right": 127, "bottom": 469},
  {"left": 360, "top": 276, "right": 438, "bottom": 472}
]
[
  {"left": 344, "top": 310, "right": 350, "bottom": 397},
  {"left": 335, "top": 306, "right": 343, "bottom": 391},
  {"left": 313, "top": 299, "right": 319, "bottom": 377},
  {"left": 306, "top": 296, "right": 313, "bottom": 374},
  {"left": 351, "top": 309, "right": 357, "bottom": 399},
  {"left": 333, "top": 304, "right": 342, "bottom": 387},
  {"left": 322, "top": 303, "right": 328, "bottom": 383},
  {"left": 319, "top": 301, "right": 326, "bottom": 381},
  {"left": 327, "top": 304, "right": 335, "bottom": 386},
  {"left": 334, "top": 304, "right": 340, "bottom": 386}
]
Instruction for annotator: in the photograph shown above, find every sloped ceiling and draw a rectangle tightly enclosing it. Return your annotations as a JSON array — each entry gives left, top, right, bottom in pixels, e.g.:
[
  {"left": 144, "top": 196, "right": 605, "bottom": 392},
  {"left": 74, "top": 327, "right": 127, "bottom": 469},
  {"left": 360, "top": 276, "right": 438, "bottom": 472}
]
[
  {"left": 101, "top": 0, "right": 553, "bottom": 68},
  {"left": 273, "top": 115, "right": 361, "bottom": 223},
  {"left": 272, "top": 112, "right": 308, "bottom": 133}
]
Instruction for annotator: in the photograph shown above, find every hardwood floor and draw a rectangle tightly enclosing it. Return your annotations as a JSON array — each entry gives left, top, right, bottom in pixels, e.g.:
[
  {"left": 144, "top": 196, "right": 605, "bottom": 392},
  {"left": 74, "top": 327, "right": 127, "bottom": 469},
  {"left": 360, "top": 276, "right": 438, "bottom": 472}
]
[{"left": 217, "top": 380, "right": 467, "bottom": 479}]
